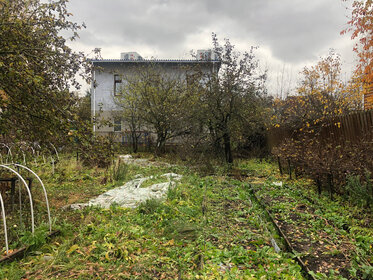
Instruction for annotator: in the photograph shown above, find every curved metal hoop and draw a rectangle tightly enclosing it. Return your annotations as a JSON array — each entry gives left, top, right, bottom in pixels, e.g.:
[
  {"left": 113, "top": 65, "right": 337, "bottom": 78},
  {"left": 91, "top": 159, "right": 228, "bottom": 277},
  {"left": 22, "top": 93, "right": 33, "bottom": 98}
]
[
  {"left": 49, "top": 143, "right": 59, "bottom": 161},
  {"left": 0, "top": 192, "right": 8, "bottom": 254},
  {"left": 6, "top": 164, "right": 51, "bottom": 233},
  {"left": 0, "top": 165, "right": 34, "bottom": 233},
  {"left": 0, "top": 144, "right": 12, "bottom": 164}
]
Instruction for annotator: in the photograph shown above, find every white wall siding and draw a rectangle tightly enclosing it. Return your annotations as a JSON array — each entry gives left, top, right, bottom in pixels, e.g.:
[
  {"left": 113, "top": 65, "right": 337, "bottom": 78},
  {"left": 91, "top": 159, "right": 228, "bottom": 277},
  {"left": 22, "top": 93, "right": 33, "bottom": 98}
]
[{"left": 91, "top": 60, "right": 220, "bottom": 136}]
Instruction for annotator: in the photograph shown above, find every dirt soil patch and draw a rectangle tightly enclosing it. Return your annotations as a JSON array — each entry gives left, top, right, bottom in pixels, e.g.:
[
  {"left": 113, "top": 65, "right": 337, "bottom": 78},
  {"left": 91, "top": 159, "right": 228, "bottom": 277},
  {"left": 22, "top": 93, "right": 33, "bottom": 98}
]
[{"left": 254, "top": 185, "right": 355, "bottom": 279}]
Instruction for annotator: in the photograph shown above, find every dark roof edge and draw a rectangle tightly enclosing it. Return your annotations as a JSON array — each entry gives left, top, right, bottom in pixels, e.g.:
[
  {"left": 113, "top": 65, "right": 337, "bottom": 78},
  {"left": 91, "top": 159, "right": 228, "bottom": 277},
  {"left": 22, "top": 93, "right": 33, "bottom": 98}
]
[{"left": 90, "top": 59, "right": 221, "bottom": 63}]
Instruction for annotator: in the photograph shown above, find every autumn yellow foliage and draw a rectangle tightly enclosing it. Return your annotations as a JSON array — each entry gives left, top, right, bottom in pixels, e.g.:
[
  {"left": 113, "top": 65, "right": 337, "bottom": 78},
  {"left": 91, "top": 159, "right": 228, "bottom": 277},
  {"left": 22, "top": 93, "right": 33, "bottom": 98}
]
[
  {"left": 342, "top": 0, "right": 373, "bottom": 99},
  {"left": 272, "top": 50, "right": 362, "bottom": 130}
]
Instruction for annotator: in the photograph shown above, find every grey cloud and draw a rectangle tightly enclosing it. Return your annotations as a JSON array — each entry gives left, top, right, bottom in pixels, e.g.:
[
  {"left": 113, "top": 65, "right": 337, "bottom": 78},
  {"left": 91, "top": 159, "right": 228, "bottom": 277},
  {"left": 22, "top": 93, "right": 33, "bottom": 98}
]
[
  {"left": 68, "top": 0, "right": 212, "bottom": 52},
  {"left": 250, "top": 1, "right": 347, "bottom": 62},
  {"left": 68, "top": 0, "right": 350, "bottom": 63},
  {"left": 189, "top": 0, "right": 348, "bottom": 62}
]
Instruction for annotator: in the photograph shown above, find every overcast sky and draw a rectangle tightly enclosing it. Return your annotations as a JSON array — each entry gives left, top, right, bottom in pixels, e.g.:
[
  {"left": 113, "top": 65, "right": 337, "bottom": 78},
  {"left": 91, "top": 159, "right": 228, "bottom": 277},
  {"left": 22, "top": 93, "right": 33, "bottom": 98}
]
[{"left": 66, "top": 0, "right": 357, "bottom": 97}]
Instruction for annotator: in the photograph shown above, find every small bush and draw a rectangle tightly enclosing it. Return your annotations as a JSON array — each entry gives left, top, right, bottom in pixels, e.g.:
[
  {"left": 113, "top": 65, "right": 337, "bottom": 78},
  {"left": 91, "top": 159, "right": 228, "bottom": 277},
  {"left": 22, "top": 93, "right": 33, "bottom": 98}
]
[
  {"left": 113, "top": 158, "right": 128, "bottom": 181},
  {"left": 78, "top": 136, "right": 114, "bottom": 168},
  {"left": 344, "top": 173, "right": 373, "bottom": 208}
]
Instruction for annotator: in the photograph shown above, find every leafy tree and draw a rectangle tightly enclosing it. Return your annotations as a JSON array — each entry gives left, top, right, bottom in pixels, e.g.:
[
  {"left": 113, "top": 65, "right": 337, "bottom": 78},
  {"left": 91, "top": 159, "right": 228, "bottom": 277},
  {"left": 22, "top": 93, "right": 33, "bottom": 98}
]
[
  {"left": 114, "top": 80, "right": 144, "bottom": 153},
  {"left": 271, "top": 50, "right": 366, "bottom": 197},
  {"left": 67, "top": 90, "right": 115, "bottom": 168},
  {"left": 0, "top": 0, "right": 90, "bottom": 143},
  {"left": 200, "top": 34, "right": 268, "bottom": 163},
  {"left": 272, "top": 50, "right": 361, "bottom": 130},
  {"left": 116, "top": 64, "right": 195, "bottom": 154},
  {"left": 114, "top": 35, "right": 268, "bottom": 161},
  {"left": 74, "top": 90, "right": 92, "bottom": 124},
  {"left": 342, "top": 0, "right": 373, "bottom": 89}
]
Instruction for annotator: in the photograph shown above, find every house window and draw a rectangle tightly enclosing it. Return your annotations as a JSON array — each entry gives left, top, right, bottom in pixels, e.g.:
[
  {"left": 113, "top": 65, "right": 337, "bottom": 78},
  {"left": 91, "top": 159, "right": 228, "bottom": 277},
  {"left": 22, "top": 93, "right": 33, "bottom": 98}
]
[
  {"left": 114, "top": 117, "right": 121, "bottom": 132},
  {"left": 114, "top": 74, "right": 122, "bottom": 96}
]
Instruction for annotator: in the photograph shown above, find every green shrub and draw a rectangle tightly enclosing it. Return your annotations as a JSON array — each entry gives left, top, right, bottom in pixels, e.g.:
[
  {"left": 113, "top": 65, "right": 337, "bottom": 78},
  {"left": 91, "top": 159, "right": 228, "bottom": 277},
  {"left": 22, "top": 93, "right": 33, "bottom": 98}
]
[
  {"left": 344, "top": 173, "right": 373, "bottom": 208},
  {"left": 78, "top": 135, "right": 113, "bottom": 168},
  {"left": 113, "top": 158, "right": 128, "bottom": 181}
]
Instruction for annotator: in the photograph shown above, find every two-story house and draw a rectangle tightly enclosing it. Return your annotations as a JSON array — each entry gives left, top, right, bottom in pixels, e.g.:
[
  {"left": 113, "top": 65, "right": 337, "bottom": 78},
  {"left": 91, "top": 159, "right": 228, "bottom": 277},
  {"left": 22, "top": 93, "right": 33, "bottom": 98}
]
[{"left": 91, "top": 50, "right": 220, "bottom": 143}]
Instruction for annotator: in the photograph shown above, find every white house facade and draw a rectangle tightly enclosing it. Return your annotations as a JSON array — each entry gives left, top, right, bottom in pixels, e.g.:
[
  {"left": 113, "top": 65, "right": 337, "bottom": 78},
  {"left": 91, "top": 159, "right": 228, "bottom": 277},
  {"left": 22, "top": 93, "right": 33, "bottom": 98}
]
[{"left": 90, "top": 51, "right": 220, "bottom": 143}]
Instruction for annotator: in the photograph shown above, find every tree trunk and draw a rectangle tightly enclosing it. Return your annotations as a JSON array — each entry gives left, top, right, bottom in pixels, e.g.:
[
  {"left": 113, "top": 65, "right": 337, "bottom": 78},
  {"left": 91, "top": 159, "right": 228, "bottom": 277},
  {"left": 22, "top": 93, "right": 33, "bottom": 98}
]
[
  {"left": 223, "top": 132, "right": 233, "bottom": 164},
  {"left": 155, "top": 132, "right": 167, "bottom": 155},
  {"left": 208, "top": 125, "right": 221, "bottom": 156},
  {"left": 131, "top": 132, "right": 138, "bottom": 153}
]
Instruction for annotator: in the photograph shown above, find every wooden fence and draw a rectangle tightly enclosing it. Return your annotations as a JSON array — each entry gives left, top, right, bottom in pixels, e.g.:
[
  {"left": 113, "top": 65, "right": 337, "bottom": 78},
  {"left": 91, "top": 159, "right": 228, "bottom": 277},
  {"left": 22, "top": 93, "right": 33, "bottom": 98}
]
[{"left": 268, "top": 110, "right": 373, "bottom": 150}]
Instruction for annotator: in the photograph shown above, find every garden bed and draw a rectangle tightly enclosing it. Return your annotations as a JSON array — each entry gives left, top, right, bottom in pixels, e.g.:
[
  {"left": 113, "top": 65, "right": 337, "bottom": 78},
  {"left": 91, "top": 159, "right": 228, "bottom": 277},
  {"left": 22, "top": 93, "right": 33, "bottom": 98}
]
[{"left": 249, "top": 178, "right": 373, "bottom": 279}]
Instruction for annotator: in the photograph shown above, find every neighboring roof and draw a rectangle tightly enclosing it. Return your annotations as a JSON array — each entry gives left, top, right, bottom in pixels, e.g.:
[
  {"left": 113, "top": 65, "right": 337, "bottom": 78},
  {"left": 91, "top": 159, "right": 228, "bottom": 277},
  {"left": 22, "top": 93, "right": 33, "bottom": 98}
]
[{"left": 91, "top": 59, "right": 220, "bottom": 64}]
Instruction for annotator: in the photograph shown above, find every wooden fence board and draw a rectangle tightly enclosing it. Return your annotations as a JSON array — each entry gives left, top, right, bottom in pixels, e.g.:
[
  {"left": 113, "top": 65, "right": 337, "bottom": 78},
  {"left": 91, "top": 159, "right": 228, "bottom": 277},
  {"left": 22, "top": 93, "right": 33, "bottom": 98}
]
[{"left": 269, "top": 110, "right": 373, "bottom": 150}]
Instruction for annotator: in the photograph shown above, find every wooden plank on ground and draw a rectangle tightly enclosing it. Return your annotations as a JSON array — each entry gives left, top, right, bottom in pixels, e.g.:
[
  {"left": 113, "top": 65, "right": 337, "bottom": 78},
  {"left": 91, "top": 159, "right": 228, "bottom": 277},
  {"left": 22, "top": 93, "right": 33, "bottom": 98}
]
[{"left": 0, "top": 230, "right": 60, "bottom": 263}]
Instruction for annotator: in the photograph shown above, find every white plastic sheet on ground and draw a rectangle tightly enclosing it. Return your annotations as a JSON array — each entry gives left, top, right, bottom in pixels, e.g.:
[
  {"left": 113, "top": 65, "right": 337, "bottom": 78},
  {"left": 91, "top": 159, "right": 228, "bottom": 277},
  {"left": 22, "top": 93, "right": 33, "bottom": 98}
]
[
  {"left": 70, "top": 173, "right": 182, "bottom": 210},
  {"left": 118, "top": 154, "right": 175, "bottom": 167}
]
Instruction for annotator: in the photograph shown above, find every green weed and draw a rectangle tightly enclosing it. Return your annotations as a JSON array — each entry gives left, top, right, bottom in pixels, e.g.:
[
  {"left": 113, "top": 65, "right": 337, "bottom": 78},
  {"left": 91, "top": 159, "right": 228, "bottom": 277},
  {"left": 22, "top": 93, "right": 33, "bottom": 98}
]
[
  {"left": 112, "top": 158, "right": 128, "bottom": 181},
  {"left": 137, "top": 198, "right": 164, "bottom": 214},
  {"left": 0, "top": 155, "right": 307, "bottom": 279},
  {"left": 344, "top": 173, "right": 373, "bottom": 208}
]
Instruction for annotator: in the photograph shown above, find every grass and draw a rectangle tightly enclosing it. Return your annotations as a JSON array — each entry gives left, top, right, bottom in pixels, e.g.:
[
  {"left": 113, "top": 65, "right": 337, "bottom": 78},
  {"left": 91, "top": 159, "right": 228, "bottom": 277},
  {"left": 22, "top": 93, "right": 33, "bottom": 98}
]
[
  {"left": 1, "top": 155, "right": 372, "bottom": 279},
  {"left": 0, "top": 155, "right": 304, "bottom": 279},
  {"left": 241, "top": 159, "right": 373, "bottom": 280}
]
